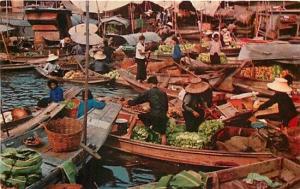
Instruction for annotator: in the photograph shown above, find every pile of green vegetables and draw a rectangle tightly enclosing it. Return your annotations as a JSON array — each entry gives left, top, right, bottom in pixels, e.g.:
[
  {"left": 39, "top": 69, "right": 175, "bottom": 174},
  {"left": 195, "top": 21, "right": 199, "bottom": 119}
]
[
  {"left": 197, "top": 53, "right": 227, "bottom": 64},
  {"left": 104, "top": 70, "right": 120, "bottom": 80},
  {"left": 0, "top": 148, "right": 42, "bottom": 189},
  {"left": 154, "top": 44, "right": 195, "bottom": 56},
  {"left": 132, "top": 118, "right": 224, "bottom": 149}
]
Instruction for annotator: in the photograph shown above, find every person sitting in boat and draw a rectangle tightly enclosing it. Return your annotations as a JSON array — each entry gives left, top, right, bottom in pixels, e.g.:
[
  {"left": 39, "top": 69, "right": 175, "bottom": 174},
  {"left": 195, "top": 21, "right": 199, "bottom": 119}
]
[
  {"left": 91, "top": 51, "right": 109, "bottom": 74},
  {"left": 182, "top": 78, "right": 213, "bottom": 132},
  {"left": 37, "top": 80, "right": 64, "bottom": 108},
  {"left": 60, "top": 37, "right": 72, "bottom": 54},
  {"left": 103, "top": 40, "right": 115, "bottom": 64},
  {"left": 135, "top": 35, "right": 150, "bottom": 83},
  {"left": 77, "top": 90, "right": 106, "bottom": 118},
  {"left": 125, "top": 76, "right": 169, "bottom": 144},
  {"left": 43, "top": 54, "right": 63, "bottom": 77},
  {"left": 256, "top": 78, "right": 299, "bottom": 128},
  {"left": 209, "top": 32, "right": 222, "bottom": 64},
  {"left": 71, "top": 43, "right": 84, "bottom": 55},
  {"left": 172, "top": 36, "right": 183, "bottom": 64}
]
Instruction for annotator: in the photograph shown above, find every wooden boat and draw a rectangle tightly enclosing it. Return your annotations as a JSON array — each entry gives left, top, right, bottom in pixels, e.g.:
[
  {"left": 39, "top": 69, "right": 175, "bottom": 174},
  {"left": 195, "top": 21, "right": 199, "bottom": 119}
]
[
  {"left": 105, "top": 112, "right": 275, "bottom": 168},
  {"left": 208, "top": 157, "right": 300, "bottom": 189},
  {"left": 1, "top": 87, "right": 81, "bottom": 141},
  {"left": 1, "top": 102, "right": 121, "bottom": 189},
  {"left": 35, "top": 66, "right": 112, "bottom": 84},
  {"left": 129, "top": 157, "right": 300, "bottom": 189}
]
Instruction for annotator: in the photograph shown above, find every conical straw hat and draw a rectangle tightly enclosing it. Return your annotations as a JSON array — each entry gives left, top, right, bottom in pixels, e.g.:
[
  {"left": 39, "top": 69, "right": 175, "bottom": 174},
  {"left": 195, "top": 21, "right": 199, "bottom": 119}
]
[
  {"left": 47, "top": 54, "right": 58, "bottom": 62},
  {"left": 93, "top": 51, "right": 106, "bottom": 60},
  {"left": 267, "top": 78, "right": 292, "bottom": 93},
  {"left": 185, "top": 78, "right": 209, "bottom": 94}
]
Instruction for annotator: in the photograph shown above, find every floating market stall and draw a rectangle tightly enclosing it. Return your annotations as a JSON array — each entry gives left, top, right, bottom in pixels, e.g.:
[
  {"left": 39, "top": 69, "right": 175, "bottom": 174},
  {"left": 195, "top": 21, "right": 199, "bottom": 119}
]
[
  {"left": 105, "top": 112, "right": 275, "bottom": 168},
  {"left": 233, "top": 42, "right": 300, "bottom": 96}
]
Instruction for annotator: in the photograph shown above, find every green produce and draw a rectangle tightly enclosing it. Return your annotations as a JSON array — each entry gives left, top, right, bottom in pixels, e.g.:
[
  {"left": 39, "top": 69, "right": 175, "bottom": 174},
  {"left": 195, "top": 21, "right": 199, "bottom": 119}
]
[
  {"left": 198, "top": 120, "right": 224, "bottom": 146},
  {"left": 0, "top": 148, "right": 42, "bottom": 189},
  {"left": 168, "top": 132, "right": 206, "bottom": 149},
  {"left": 132, "top": 125, "right": 161, "bottom": 144},
  {"left": 155, "top": 44, "right": 195, "bottom": 55},
  {"left": 197, "top": 53, "right": 227, "bottom": 64},
  {"left": 104, "top": 70, "right": 120, "bottom": 80}
]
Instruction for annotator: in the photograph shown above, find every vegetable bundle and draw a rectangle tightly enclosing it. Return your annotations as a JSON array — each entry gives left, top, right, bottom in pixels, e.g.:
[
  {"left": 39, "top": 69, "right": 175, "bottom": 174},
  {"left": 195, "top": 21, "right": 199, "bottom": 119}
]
[
  {"left": 104, "top": 70, "right": 120, "bottom": 80},
  {"left": 197, "top": 53, "right": 228, "bottom": 64},
  {"left": 132, "top": 125, "right": 161, "bottom": 144}
]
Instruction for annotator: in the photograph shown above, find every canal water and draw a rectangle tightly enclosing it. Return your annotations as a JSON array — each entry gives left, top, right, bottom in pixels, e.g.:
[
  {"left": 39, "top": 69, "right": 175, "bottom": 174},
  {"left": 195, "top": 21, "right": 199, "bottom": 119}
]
[{"left": 1, "top": 70, "right": 211, "bottom": 188}]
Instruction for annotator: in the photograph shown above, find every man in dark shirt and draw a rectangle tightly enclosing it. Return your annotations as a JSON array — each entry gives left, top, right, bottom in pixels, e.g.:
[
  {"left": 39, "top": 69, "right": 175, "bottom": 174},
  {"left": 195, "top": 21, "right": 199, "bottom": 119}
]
[
  {"left": 103, "top": 40, "right": 115, "bottom": 64},
  {"left": 182, "top": 79, "right": 212, "bottom": 132},
  {"left": 257, "top": 78, "right": 298, "bottom": 127},
  {"left": 125, "top": 76, "right": 169, "bottom": 144}
]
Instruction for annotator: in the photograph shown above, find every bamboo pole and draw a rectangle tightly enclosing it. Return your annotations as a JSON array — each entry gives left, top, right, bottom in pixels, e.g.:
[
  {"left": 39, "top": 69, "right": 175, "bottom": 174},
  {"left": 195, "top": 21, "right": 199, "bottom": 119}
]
[{"left": 83, "top": 0, "right": 89, "bottom": 145}]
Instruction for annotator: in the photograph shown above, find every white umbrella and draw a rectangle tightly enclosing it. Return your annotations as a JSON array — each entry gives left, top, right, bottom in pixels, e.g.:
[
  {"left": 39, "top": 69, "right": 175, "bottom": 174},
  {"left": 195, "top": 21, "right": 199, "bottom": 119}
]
[
  {"left": 71, "top": 33, "right": 103, "bottom": 46},
  {"left": 68, "top": 23, "right": 98, "bottom": 35}
]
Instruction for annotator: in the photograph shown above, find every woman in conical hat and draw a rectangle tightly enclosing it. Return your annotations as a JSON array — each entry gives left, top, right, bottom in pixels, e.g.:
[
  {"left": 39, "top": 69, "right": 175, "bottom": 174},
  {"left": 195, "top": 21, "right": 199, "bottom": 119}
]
[
  {"left": 182, "top": 78, "right": 213, "bottom": 132},
  {"left": 43, "top": 54, "right": 63, "bottom": 77},
  {"left": 91, "top": 51, "right": 109, "bottom": 74},
  {"left": 257, "top": 78, "right": 298, "bottom": 128}
]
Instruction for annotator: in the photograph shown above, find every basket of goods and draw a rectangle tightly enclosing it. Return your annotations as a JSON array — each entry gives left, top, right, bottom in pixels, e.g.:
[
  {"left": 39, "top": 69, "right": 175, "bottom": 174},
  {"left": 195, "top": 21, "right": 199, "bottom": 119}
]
[
  {"left": 197, "top": 53, "right": 228, "bottom": 64},
  {"left": 64, "top": 98, "right": 80, "bottom": 118},
  {"left": 44, "top": 118, "right": 83, "bottom": 152},
  {"left": 0, "top": 148, "right": 42, "bottom": 189}
]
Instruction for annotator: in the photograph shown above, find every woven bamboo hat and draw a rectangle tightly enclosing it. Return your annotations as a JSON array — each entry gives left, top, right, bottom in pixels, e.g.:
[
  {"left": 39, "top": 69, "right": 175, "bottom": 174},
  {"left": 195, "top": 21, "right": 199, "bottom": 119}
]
[
  {"left": 185, "top": 78, "right": 209, "bottom": 94},
  {"left": 267, "top": 78, "right": 292, "bottom": 93},
  {"left": 47, "top": 54, "right": 59, "bottom": 62},
  {"left": 94, "top": 51, "right": 106, "bottom": 60}
]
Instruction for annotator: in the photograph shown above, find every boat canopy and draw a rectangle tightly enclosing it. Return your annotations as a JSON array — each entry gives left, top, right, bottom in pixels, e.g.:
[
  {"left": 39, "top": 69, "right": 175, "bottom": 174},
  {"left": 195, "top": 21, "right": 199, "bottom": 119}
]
[
  {"left": 111, "top": 32, "right": 161, "bottom": 46},
  {"left": 101, "top": 16, "right": 130, "bottom": 28},
  {"left": 238, "top": 41, "right": 300, "bottom": 62}
]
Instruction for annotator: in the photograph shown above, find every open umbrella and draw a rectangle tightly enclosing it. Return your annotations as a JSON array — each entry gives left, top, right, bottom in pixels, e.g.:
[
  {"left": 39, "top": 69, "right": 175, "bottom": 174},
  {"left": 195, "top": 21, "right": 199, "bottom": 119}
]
[
  {"left": 71, "top": 33, "right": 103, "bottom": 46},
  {"left": 68, "top": 23, "right": 98, "bottom": 35}
]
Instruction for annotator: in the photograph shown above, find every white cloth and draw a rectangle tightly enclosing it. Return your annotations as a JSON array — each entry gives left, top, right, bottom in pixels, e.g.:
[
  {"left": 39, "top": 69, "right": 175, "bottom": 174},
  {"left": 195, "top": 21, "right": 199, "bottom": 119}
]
[
  {"left": 178, "top": 89, "right": 186, "bottom": 101},
  {"left": 209, "top": 40, "right": 222, "bottom": 55},
  {"left": 135, "top": 42, "right": 145, "bottom": 59},
  {"left": 60, "top": 39, "right": 65, "bottom": 47},
  {"left": 43, "top": 63, "right": 60, "bottom": 74}
]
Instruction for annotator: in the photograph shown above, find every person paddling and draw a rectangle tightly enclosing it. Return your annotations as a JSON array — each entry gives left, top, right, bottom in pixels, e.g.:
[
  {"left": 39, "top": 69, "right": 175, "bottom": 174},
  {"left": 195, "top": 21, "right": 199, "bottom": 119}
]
[
  {"left": 257, "top": 78, "right": 299, "bottom": 128},
  {"left": 135, "top": 35, "right": 150, "bottom": 82},
  {"left": 43, "top": 54, "right": 63, "bottom": 77}
]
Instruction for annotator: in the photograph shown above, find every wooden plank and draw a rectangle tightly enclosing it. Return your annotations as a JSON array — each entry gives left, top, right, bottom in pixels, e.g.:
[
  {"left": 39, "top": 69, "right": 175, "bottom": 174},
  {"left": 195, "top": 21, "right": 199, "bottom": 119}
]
[
  {"left": 32, "top": 25, "right": 58, "bottom": 31},
  {"left": 26, "top": 12, "right": 57, "bottom": 21}
]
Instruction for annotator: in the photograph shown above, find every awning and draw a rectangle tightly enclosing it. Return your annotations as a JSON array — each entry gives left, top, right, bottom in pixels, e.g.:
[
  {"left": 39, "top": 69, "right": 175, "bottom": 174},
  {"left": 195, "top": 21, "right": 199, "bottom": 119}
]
[
  {"left": 0, "top": 24, "right": 14, "bottom": 32},
  {"left": 0, "top": 19, "right": 31, "bottom": 27},
  {"left": 71, "top": 14, "right": 98, "bottom": 26},
  {"left": 101, "top": 16, "right": 129, "bottom": 28},
  {"left": 70, "top": 0, "right": 220, "bottom": 16},
  {"left": 238, "top": 41, "right": 300, "bottom": 62},
  {"left": 110, "top": 32, "right": 161, "bottom": 46}
]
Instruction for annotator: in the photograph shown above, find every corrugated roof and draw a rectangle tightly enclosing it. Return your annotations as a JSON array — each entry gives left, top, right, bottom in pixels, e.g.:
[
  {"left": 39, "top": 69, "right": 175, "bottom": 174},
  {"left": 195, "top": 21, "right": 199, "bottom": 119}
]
[
  {"left": 101, "top": 16, "right": 129, "bottom": 28},
  {"left": 0, "top": 19, "right": 31, "bottom": 27},
  {"left": 238, "top": 41, "right": 300, "bottom": 61},
  {"left": 0, "top": 24, "right": 14, "bottom": 32}
]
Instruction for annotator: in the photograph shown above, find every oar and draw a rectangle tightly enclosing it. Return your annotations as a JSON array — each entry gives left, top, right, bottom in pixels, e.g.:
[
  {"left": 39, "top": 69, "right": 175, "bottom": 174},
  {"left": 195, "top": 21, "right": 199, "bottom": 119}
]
[{"left": 80, "top": 143, "right": 101, "bottom": 160}]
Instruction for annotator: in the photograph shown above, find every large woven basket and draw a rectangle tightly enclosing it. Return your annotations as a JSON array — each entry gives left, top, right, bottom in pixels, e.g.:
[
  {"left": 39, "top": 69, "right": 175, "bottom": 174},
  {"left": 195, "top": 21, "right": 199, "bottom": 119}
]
[{"left": 44, "top": 118, "right": 83, "bottom": 152}]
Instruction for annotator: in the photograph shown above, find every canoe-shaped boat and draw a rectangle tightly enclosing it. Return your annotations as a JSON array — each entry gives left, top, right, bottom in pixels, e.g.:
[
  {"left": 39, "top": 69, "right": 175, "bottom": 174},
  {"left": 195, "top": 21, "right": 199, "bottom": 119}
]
[
  {"left": 35, "top": 66, "right": 111, "bottom": 84},
  {"left": 105, "top": 112, "right": 275, "bottom": 168},
  {"left": 208, "top": 157, "right": 300, "bottom": 189},
  {"left": 1, "top": 87, "right": 81, "bottom": 141},
  {"left": 1, "top": 102, "right": 121, "bottom": 189}
]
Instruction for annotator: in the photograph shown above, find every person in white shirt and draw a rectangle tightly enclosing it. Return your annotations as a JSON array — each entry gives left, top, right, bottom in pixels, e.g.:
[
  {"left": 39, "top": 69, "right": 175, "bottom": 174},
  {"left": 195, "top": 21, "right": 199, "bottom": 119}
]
[
  {"left": 43, "top": 54, "right": 63, "bottom": 77},
  {"left": 135, "top": 35, "right": 150, "bottom": 82},
  {"left": 209, "top": 32, "right": 222, "bottom": 64}
]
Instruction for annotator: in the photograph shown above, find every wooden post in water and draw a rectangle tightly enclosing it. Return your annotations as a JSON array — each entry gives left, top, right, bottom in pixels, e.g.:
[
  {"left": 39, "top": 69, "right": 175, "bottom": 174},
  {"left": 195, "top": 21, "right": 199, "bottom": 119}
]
[{"left": 83, "top": 0, "right": 89, "bottom": 145}]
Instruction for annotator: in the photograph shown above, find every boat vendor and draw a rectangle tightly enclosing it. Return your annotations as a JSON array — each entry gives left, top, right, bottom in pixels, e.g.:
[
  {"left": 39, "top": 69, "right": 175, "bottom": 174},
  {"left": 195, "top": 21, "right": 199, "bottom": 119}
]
[
  {"left": 256, "top": 78, "right": 299, "bottom": 128},
  {"left": 60, "top": 37, "right": 72, "bottom": 54},
  {"left": 135, "top": 35, "right": 150, "bottom": 82},
  {"left": 125, "top": 76, "right": 169, "bottom": 144},
  {"left": 172, "top": 36, "right": 182, "bottom": 64},
  {"left": 43, "top": 54, "right": 63, "bottom": 77},
  {"left": 37, "top": 80, "right": 64, "bottom": 108},
  {"left": 77, "top": 90, "right": 106, "bottom": 118},
  {"left": 103, "top": 40, "right": 115, "bottom": 64},
  {"left": 91, "top": 51, "right": 109, "bottom": 74},
  {"left": 71, "top": 43, "right": 84, "bottom": 55},
  {"left": 182, "top": 78, "right": 213, "bottom": 132},
  {"left": 209, "top": 32, "right": 222, "bottom": 64}
]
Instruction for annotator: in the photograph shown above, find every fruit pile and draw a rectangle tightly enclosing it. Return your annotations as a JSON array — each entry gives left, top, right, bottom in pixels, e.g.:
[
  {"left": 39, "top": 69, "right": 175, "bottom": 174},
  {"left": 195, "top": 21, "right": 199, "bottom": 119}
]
[
  {"left": 63, "top": 70, "right": 85, "bottom": 79},
  {"left": 239, "top": 65, "right": 290, "bottom": 81},
  {"left": 197, "top": 53, "right": 228, "bottom": 64},
  {"left": 104, "top": 70, "right": 120, "bottom": 80}
]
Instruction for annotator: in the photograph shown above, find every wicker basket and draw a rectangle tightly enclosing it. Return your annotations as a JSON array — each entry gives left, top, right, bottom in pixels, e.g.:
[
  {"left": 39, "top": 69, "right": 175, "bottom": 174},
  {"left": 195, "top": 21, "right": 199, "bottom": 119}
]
[{"left": 44, "top": 118, "right": 83, "bottom": 152}]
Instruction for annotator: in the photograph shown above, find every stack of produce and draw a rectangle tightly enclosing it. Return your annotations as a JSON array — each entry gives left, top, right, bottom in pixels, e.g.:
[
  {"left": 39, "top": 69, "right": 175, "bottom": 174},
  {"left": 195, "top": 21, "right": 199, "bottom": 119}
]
[
  {"left": 104, "top": 70, "right": 120, "bottom": 80},
  {"left": 197, "top": 53, "right": 228, "bottom": 64},
  {"left": 0, "top": 148, "right": 42, "bottom": 189},
  {"left": 239, "top": 65, "right": 290, "bottom": 81},
  {"left": 154, "top": 44, "right": 195, "bottom": 56},
  {"left": 168, "top": 132, "right": 206, "bottom": 149},
  {"left": 132, "top": 125, "right": 161, "bottom": 144},
  {"left": 63, "top": 70, "right": 85, "bottom": 79},
  {"left": 198, "top": 120, "right": 224, "bottom": 146}
]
